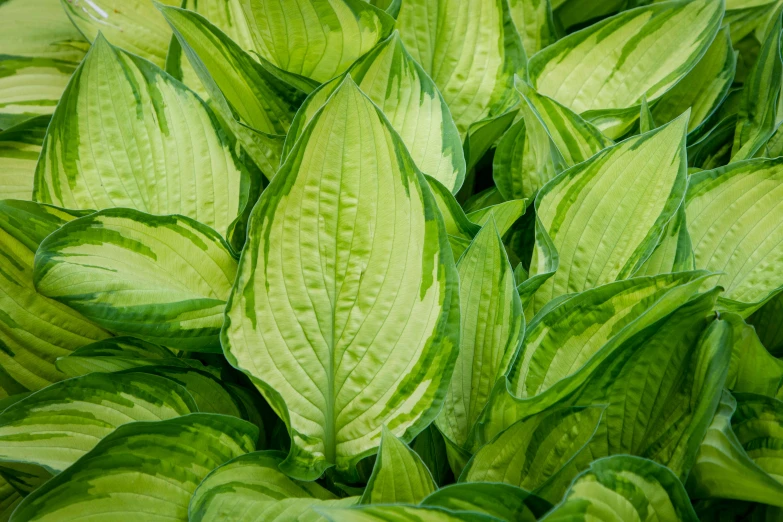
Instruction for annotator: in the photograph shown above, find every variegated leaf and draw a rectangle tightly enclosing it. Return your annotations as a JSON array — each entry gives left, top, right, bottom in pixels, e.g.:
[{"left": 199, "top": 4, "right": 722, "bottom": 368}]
[
  {"left": 0, "top": 116, "right": 48, "bottom": 200},
  {"left": 222, "top": 78, "right": 460, "bottom": 480}
]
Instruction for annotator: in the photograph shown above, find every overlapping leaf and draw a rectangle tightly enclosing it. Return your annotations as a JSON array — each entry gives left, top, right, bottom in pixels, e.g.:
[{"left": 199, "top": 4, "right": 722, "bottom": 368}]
[{"left": 222, "top": 78, "right": 459, "bottom": 480}]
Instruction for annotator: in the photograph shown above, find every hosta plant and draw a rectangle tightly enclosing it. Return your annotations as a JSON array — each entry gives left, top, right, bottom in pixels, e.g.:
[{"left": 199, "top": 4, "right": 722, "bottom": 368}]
[{"left": 2, "top": 0, "right": 783, "bottom": 520}]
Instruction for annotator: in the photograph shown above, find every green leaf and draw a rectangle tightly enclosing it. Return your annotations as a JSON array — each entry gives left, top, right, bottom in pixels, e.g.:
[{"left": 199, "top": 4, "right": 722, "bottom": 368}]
[
  {"left": 541, "top": 456, "right": 699, "bottom": 522},
  {"left": 361, "top": 426, "right": 437, "bottom": 504},
  {"left": 724, "top": 314, "right": 783, "bottom": 396},
  {"left": 411, "top": 426, "right": 452, "bottom": 487},
  {"left": 748, "top": 291, "right": 783, "bottom": 355},
  {"left": 321, "top": 505, "right": 499, "bottom": 522},
  {"left": 124, "top": 367, "right": 244, "bottom": 418},
  {"left": 652, "top": 26, "right": 736, "bottom": 135},
  {"left": 524, "top": 114, "right": 688, "bottom": 314},
  {"left": 0, "top": 116, "right": 48, "bottom": 200},
  {"left": 282, "top": 32, "right": 466, "bottom": 193},
  {"left": 686, "top": 157, "right": 783, "bottom": 316},
  {"left": 425, "top": 176, "right": 480, "bottom": 261},
  {"left": 33, "top": 35, "right": 257, "bottom": 246},
  {"left": 0, "top": 0, "right": 87, "bottom": 63},
  {"left": 34, "top": 208, "right": 238, "bottom": 352},
  {"left": 505, "top": 273, "right": 713, "bottom": 428},
  {"left": 421, "top": 482, "right": 552, "bottom": 521},
  {"left": 160, "top": 3, "right": 309, "bottom": 178},
  {"left": 461, "top": 406, "right": 605, "bottom": 495},
  {"left": 687, "top": 391, "right": 783, "bottom": 507},
  {"left": 0, "top": 200, "right": 108, "bottom": 398},
  {"left": 635, "top": 204, "right": 695, "bottom": 276},
  {"left": 10, "top": 413, "right": 257, "bottom": 522},
  {"left": 516, "top": 79, "right": 613, "bottom": 168},
  {"left": 0, "top": 371, "right": 197, "bottom": 473},
  {"left": 436, "top": 221, "right": 524, "bottom": 449},
  {"left": 492, "top": 103, "right": 557, "bottom": 203},
  {"left": 0, "top": 57, "right": 77, "bottom": 128},
  {"left": 241, "top": 0, "right": 395, "bottom": 83},
  {"left": 396, "top": 0, "right": 525, "bottom": 137},
  {"left": 731, "top": 7, "right": 782, "bottom": 161},
  {"left": 733, "top": 393, "right": 783, "bottom": 483},
  {"left": 222, "top": 78, "right": 460, "bottom": 480},
  {"left": 189, "top": 450, "right": 357, "bottom": 522},
  {"left": 528, "top": 0, "right": 724, "bottom": 138},
  {"left": 0, "top": 475, "right": 21, "bottom": 522},
  {"left": 55, "top": 337, "right": 190, "bottom": 378},
  {"left": 60, "top": 0, "right": 180, "bottom": 67},
  {"left": 465, "top": 200, "right": 527, "bottom": 238},
  {"left": 508, "top": 0, "right": 557, "bottom": 56},
  {"left": 639, "top": 96, "right": 656, "bottom": 133}
]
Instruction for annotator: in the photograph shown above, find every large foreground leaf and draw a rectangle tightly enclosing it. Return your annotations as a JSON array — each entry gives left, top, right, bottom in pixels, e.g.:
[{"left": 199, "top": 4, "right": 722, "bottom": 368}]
[
  {"left": 686, "top": 157, "right": 783, "bottom": 315},
  {"left": 0, "top": 200, "right": 108, "bottom": 398},
  {"left": 241, "top": 0, "right": 395, "bottom": 83},
  {"left": 528, "top": 0, "right": 724, "bottom": 137},
  {"left": 0, "top": 372, "right": 196, "bottom": 473},
  {"left": 10, "top": 414, "right": 257, "bottom": 522},
  {"left": 222, "top": 78, "right": 459, "bottom": 480},
  {"left": 34, "top": 209, "right": 237, "bottom": 352},
  {"left": 33, "top": 35, "right": 255, "bottom": 246}
]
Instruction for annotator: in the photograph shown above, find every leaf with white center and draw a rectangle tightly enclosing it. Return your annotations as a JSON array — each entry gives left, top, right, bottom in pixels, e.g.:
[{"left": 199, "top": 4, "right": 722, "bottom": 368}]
[
  {"left": 524, "top": 114, "right": 688, "bottom": 315},
  {"left": 687, "top": 391, "right": 783, "bottom": 507},
  {"left": 241, "top": 0, "right": 395, "bottom": 83},
  {"left": 686, "top": 157, "right": 783, "bottom": 316},
  {"left": 361, "top": 426, "right": 436, "bottom": 504},
  {"left": 461, "top": 406, "right": 605, "bottom": 498},
  {"left": 189, "top": 451, "right": 356, "bottom": 522},
  {"left": 10, "top": 413, "right": 257, "bottom": 522},
  {"left": 508, "top": 0, "right": 557, "bottom": 56},
  {"left": 421, "top": 483, "right": 552, "bottom": 522},
  {"left": 55, "top": 337, "right": 189, "bottom": 378},
  {"left": 516, "top": 79, "right": 613, "bottom": 168},
  {"left": 222, "top": 78, "right": 460, "bottom": 481},
  {"left": 0, "top": 371, "right": 196, "bottom": 473},
  {"left": 0, "top": 200, "right": 108, "bottom": 398},
  {"left": 321, "top": 505, "right": 498, "bottom": 522},
  {"left": 0, "top": 57, "right": 76, "bottom": 129},
  {"left": 32, "top": 35, "right": 255, "bottom": 246},
  {"left": 652, "top": 26, "right": 736, "bottom": 135},
  {"left": 731, "top": 8, "right": 782, "bottom": 161},
  {"left": 436, "top": 221, "right": 524, "bottom": 450},
  {"left": 282, "top": 32, "right": 466, "bottom": 192},
  {"left": 541, "top": 456, "right": 700, "bottom": 522},
  {"left": 724, "top": 314, "right": 783, "bottom": 397},
  {"left": 34, "top": 208, "right": 237, "bottom": 352},
  {"left": 60, "top": 0, "right": 180, "bottom": 67},
  {"left": 528, "top": 0, "right": 724, "bottom": 138},
  {"left": 0, "top": 116, "right": 48, "bottom": 200},
  {"left": 396, "top": 0, "right": 525, "bottom": 138},
  {"left": 160, "top": 4, "right": 310, "bottom": 178},
  {"left": 635, "top": 205, "right": 695, "bottom": 276}
]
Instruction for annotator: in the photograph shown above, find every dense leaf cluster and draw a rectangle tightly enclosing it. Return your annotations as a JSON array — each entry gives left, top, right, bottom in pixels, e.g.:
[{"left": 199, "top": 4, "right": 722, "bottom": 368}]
[{"left": 1, "top": 0, "right": 782, "bottom": 520}]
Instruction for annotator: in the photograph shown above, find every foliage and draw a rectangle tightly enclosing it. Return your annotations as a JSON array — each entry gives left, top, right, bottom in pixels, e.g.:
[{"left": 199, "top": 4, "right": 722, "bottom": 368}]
[{"left": 1, "top": 0, "right": 783, "bottom": 520}]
